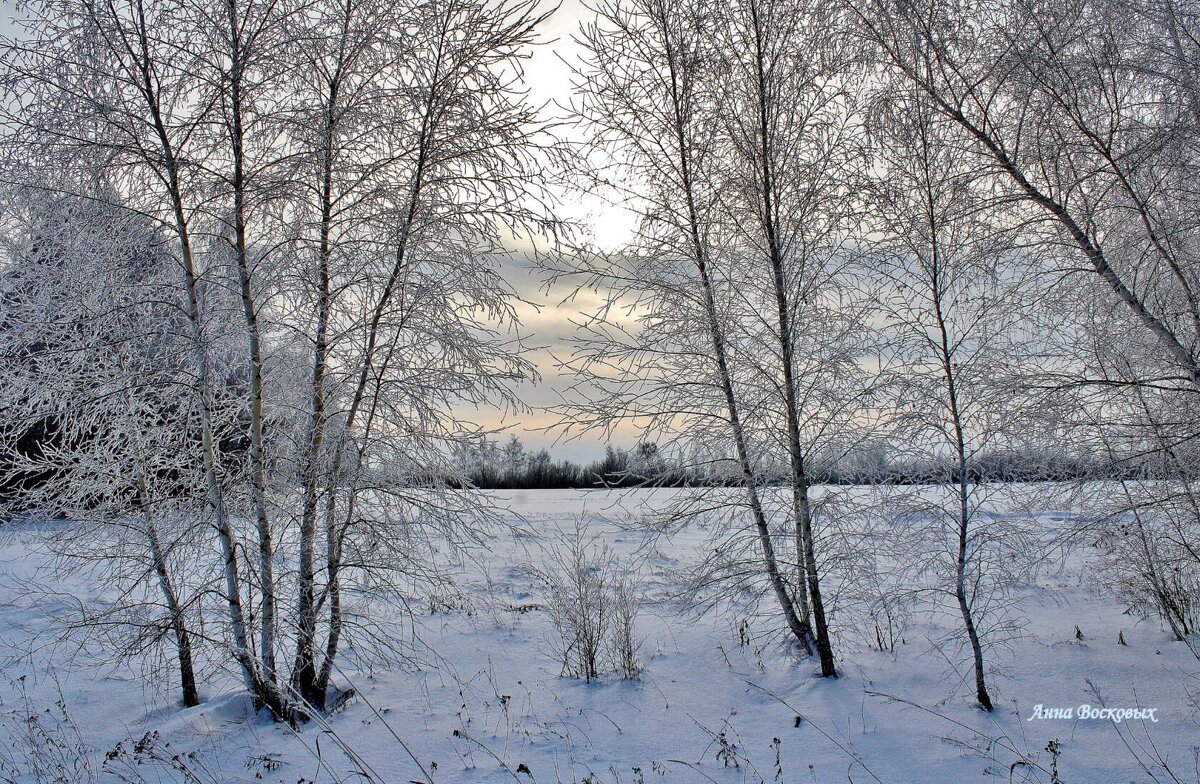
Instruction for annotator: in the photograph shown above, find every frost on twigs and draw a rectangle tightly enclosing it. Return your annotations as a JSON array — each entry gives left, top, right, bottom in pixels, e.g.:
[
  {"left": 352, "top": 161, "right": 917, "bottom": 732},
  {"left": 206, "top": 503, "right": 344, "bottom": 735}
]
[{"left": 528, "top": 520, "right": 643, "bottom": 682}]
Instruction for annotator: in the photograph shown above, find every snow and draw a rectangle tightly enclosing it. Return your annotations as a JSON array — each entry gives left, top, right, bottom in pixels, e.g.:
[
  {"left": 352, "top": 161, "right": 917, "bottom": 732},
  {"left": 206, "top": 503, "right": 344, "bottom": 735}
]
[{"left": 1, "top": 488, "right": 1197, "bottom": 783}]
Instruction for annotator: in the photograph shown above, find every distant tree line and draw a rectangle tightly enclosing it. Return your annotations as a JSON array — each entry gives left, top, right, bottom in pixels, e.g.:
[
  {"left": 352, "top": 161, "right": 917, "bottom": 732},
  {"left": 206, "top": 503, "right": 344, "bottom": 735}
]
[
  {"left": 449, "top": 438, "right": 685, "bottom": 489},
  {"left": 450, "top": 436, "right": 1151, "bottom": 490}
]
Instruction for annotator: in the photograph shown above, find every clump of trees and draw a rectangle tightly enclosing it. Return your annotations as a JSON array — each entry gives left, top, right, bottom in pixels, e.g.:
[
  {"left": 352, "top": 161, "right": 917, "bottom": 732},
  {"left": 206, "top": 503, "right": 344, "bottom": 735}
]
[
  {"left": 556, "top": 0, "right": 1200, "bottom": 703},
  {"left": 0, "top": 0, "right": 562, "bottom": 720}
]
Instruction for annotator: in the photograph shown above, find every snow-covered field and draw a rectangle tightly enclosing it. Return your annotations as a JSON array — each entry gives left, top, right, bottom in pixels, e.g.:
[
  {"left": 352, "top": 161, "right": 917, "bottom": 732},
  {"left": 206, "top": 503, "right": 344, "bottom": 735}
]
[{"left": 1, "top": 487, "right": 1197, "bottom": 783}]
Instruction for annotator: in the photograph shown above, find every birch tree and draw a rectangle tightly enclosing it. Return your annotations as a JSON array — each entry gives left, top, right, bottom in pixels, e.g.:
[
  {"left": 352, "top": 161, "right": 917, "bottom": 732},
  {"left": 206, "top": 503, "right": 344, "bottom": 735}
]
[
  {"left": 712, "top": 0, "right": 870, "bottom": 676},
  {"left": 564, "top": 0, "right": 816, "bottom": 652},
  {"left": 852, "top": 0, "right": 1200, "bottom": 660},
  {"left": 281, "top": 0, "right": 400, "bottom": 711},
  {"left": 190, "top": 0, "right": 301, "bottom": 692},
  {"left": 0, "top": 0, "right": 296, "bottom": 716},
  {"left": 867, "top": 91, "right": 1045, "bottom": 710},
  {"left": 283, "top": 0, "right": 562, "bottom": 710},
  {"left": 2, "top": 0, "right": 564, "bottom": 720}
]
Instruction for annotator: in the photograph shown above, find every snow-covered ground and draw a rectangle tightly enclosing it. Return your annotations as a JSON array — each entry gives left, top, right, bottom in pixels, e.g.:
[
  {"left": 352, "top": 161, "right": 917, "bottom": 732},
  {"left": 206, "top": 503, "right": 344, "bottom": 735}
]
[{"left": 1, "top": 487, "right": 1197, "bottom": 783}]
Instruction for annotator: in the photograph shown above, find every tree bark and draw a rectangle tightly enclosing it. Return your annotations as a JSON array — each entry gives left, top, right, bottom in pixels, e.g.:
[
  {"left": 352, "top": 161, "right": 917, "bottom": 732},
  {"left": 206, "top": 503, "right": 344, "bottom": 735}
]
[
  {"left": 656, "top": 6, "right": 815, "bottom": 653},
  {"left": 747, "top": 0, "right": 835, "bottom": 676},
  {"left": 222, "top": 0, "right": 278, "bottom": 688}
]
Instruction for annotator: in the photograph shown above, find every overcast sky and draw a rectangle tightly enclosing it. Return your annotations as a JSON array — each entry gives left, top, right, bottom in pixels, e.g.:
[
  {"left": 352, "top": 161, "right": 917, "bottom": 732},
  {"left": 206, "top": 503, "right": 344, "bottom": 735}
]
[{"left": 467, "top": 0, "right": 641, "bottom": 461}]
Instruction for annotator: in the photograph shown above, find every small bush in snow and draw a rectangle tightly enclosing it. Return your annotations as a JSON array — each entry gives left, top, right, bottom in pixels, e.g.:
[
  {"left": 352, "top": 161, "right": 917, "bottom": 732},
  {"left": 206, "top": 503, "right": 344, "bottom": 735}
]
[
  {"left": 1083, "top": 478, "right": 1200, "bottom": 659},
  {"left": 534, "top": 523, "right": 642, "bottom": 681},
  {"left": 608, "top": 575, "right": 642, "bottom": 679}
]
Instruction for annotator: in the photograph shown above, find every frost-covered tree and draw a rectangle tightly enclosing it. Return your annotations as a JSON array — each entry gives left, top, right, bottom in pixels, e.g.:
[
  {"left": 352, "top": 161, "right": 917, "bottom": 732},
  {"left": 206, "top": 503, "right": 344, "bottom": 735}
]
[
  {"left": 710, "top": 0, "right": 873, "bottom": 677},
  {"left": 0, "top": 188, "right": 213, "bottom": 707},
  {"left": 0, "top": 0, "right": 293, "bottom": 715},
  {"left": 866, "top": 91, "right": 1046, "bottom": 709},
  {"left": 0, "top": 0, "right": 564, "bottom": 720},
  {"left": 564, "top": 0, "right": 819, "bottom": 653},
  {"left": 280, "top": 0, "right": 562, "bottom": 711},
  {"left": 852, "top": 0, "right": 1200, "bottom": 659},
  {"left": 563, "top": 0, "right": 878, "bottom": 677}
]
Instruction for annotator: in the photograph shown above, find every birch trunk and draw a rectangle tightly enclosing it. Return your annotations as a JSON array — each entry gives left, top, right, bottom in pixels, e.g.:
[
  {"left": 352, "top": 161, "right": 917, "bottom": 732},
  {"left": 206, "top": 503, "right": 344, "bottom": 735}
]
[
  {"left": 151, "top": 115, "right": 258, "bottom": 703},
  {"left": 124, "top": 3, "right": 287, "bottom": 717},
  {"left": 142, "top": 491, "right": 201, "bottom": 708},
  {"left": 935, "top": 284, "right": 993, "bottom": 712},
  {"left": 222, "top": 0, "right": 278, "bottom": 687},
  {"left": 293, "top": 88, "right": 337, "bottom": 713},
  {"left": 922, "top": 164, "right": 994, "bottom": 712},
  {"left": 747, "top": 0, "right": 836, "bottom": 676},
  {"left": 295, "top": 45, "right": 438, "bottom": 708},
  {"left": 126, "top": 391, "right": 200, "bottom": 708},
  {"left": 657, "top": 8, "right": 814, "bottom": 652}
]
